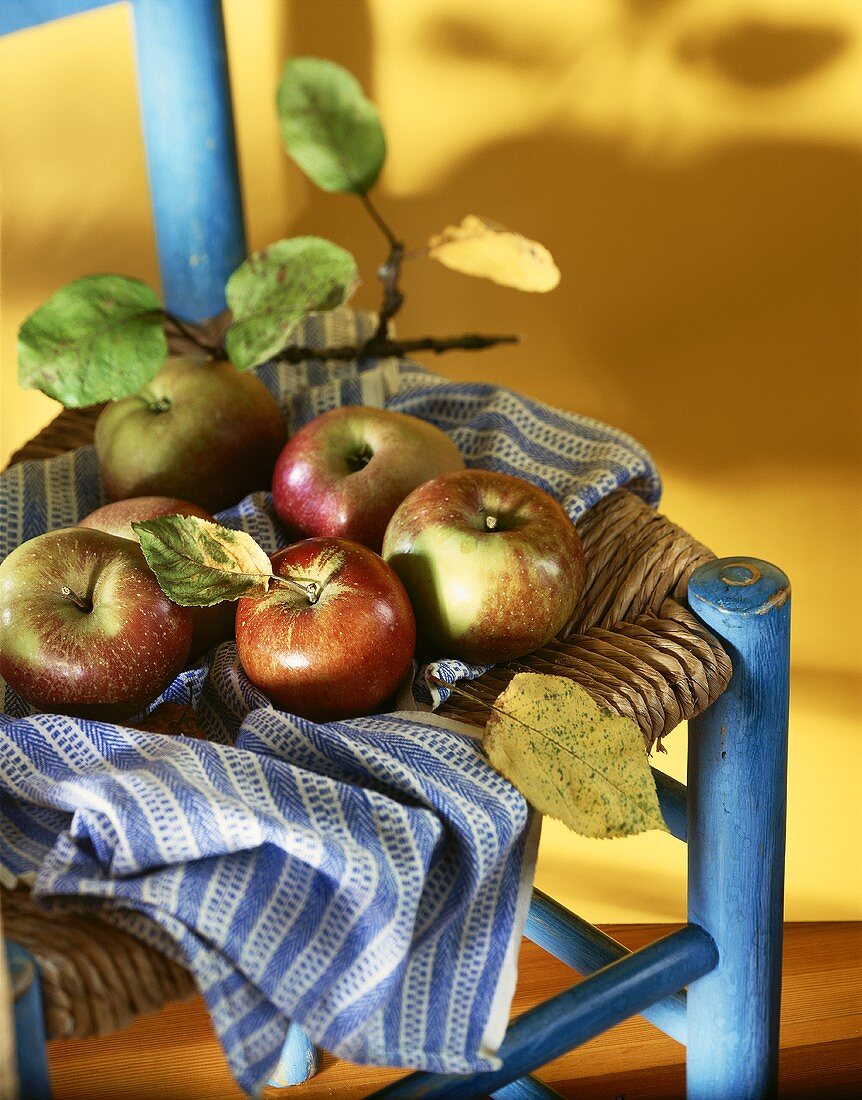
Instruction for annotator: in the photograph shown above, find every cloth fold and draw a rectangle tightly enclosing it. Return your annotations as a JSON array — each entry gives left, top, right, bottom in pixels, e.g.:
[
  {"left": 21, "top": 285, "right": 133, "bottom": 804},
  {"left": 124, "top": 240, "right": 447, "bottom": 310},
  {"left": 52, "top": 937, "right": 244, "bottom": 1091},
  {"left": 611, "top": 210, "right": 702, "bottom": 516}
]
[{"left": 0, "top": 309, "right": 660, "bottom": 1093}]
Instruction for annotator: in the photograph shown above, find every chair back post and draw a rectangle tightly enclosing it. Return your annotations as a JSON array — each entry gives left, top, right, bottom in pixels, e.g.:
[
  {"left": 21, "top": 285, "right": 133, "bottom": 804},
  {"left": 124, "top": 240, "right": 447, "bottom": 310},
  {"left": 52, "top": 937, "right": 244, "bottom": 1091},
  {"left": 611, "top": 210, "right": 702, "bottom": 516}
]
[
  {"left": 131, "top": 0, "right": 246, "bottom": 321},
  {"left": 686, "top": 558, "right": 791, "bottom": 1099}
]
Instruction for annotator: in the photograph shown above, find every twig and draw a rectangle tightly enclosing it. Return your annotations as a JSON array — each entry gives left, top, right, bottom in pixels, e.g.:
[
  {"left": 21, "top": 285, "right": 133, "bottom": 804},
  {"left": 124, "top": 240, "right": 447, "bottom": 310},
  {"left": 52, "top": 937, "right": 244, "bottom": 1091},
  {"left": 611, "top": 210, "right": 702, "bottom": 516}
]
[
  {"left": 372, "top": 243, "right": 406, "bottom": 343},
  {"left": 353, "top": 190, "right": 409, "bottom": 340},
  {"left": 269, "top": 332, "right": 519, "bottom": 364},
  {"left": 164, "top": 311, "right": 221, "bottom": 356},
  {"left": 358, "top": 191, "right": 400, "bottom": 251}
]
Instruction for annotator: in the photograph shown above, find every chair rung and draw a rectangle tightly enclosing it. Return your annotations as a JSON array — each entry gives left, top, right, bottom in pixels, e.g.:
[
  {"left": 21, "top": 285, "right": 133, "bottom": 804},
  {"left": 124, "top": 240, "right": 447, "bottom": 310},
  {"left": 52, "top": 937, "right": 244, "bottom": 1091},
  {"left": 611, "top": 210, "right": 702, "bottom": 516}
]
[
  {"left": 492, "top": 1074, "right": 565, "bottom": 1098},
  {"left": 368, "top": 925, "right": 717, "bottom": 1098},
  {"left": 651, "top": 766, "right": 687, "bottom": 841},
  {"left": 525, "top": 890, "right": 688, "bottom": 1044}
]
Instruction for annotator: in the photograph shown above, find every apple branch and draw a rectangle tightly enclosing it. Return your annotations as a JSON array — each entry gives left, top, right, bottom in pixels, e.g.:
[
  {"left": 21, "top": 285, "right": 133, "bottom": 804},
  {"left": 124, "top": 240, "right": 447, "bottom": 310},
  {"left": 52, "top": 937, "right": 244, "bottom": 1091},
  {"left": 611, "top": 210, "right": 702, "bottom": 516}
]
[
  {"left": 177, "top": 189, "right": 522, "bottom": 366},
  {"left": 372, "top": 242, "right": 406, "bottom": 344},
  {"left": 269, "top": 332, "right": 519, "bottom": 364},
  {"left": 354, "top": 192, "right": 521, "bottom": 358},
  {"left": 358, "top": 190, "right": 399, "bottom": 252},
  {"left": 163, "top": 311, "right": 222, "bottom": 357},
  {"left": 353, "top": 189, "right": 408, "bottom": 344}
]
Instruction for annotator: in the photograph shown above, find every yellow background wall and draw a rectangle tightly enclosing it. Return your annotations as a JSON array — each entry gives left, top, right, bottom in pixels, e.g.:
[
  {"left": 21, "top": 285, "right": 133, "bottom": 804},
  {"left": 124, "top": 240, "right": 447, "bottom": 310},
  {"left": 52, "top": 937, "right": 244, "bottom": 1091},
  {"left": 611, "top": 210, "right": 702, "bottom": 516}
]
[{"left": 1, "top": 0, "right": 860, "bottom": 921}]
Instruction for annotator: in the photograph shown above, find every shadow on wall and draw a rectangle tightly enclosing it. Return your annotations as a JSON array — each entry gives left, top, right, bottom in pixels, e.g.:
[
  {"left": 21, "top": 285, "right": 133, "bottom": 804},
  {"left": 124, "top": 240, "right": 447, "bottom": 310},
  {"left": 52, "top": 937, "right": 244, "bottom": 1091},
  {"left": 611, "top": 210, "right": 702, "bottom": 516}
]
[
  {"left": 285, "top": 0, "right": 862, "bottom": 476},
  {"left": 428, "top": 4, "right": 853, "bottom": 94}
]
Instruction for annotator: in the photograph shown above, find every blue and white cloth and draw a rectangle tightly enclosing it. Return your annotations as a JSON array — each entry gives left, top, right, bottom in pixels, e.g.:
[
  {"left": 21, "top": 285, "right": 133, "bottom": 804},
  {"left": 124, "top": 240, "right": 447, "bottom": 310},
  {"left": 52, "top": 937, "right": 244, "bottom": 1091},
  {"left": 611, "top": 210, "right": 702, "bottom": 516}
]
[{"left": 0, "top": 310, "right": 660, "bottom": 1094}]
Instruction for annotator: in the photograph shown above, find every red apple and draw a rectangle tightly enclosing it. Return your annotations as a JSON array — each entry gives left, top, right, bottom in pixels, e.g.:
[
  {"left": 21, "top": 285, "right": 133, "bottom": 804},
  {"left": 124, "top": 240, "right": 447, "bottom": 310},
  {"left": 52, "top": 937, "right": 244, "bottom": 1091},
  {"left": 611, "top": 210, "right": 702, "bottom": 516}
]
[
  {"left": 235, "top": 537, "right": 416, "bottom": 722},
  {"left": 272, "top": 406, "right": 465, "bottom": 551},
  {"left": 382, "top": 469, "right": 585, "bottom": 664},
  {"left": 78, "top": 496, "right": 235, "bottom": 659},
  {"left": 0, "top": 528, "right": 193, "bottom": 720},
  {"left": 95, "top": 356, "right": 286, "bottom": 513}
]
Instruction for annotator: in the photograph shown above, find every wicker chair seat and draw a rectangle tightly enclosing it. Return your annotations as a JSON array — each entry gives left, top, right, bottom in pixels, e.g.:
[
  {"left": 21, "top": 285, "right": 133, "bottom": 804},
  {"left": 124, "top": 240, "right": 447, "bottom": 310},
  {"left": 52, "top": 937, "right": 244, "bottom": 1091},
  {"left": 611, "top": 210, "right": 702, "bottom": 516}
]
[{"left": 1, "top": 405, "right": 731, "bottom": 1042}]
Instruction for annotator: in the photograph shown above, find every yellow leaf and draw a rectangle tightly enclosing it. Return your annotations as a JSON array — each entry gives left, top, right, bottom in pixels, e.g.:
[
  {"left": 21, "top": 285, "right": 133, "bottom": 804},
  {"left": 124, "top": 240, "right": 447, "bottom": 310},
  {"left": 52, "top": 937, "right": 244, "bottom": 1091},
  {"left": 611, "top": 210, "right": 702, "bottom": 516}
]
[
  {"left": 483, "top": 673, "right": 667, "bottom": 839},
  {"left": 427, "top": 215, "right": 560, "bottom": 292}
]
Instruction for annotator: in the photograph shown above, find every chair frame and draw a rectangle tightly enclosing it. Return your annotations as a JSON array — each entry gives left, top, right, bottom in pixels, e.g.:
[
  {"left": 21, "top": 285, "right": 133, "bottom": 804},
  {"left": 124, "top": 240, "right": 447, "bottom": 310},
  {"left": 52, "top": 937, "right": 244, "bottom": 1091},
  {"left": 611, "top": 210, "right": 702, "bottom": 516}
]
[{"left": 2, "top": 4, "right": 791, "bottom": 1098}]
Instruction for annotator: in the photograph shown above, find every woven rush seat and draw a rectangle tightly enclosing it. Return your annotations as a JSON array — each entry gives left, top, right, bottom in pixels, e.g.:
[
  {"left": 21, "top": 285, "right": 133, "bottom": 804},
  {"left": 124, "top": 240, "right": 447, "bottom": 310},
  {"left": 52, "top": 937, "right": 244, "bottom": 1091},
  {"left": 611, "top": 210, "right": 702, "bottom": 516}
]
[{"left": 1, "top": 403, "right": 732, "bottom": 1044}]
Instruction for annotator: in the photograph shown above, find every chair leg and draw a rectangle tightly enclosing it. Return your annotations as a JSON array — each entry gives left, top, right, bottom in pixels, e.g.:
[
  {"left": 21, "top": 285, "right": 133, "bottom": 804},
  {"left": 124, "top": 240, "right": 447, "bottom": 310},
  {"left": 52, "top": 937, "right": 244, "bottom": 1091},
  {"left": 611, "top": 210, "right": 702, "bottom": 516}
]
[
  {"left": 267, "top": 1022, "right": 319, "bottom": 1087},
  {"left": 7, "top": 941, "right": 51, "bottom": 1100},
  {"left": 686, "top": 558, "right": 791, "bottom": 1099}
]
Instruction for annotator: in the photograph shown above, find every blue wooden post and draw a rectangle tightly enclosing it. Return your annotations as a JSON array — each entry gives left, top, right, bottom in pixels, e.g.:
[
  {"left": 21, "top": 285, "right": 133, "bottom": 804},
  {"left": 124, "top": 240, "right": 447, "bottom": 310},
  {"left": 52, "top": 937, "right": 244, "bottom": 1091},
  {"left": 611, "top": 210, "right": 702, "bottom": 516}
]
[
  {"left": 686, "top": 558, "right": 791, "bottom": 1099},
  {"left": 8, "top": 941, "right": 51, "bottom": 1100},
  {"left": 131, "top": 0, "right": 246, "bottom": 321}
]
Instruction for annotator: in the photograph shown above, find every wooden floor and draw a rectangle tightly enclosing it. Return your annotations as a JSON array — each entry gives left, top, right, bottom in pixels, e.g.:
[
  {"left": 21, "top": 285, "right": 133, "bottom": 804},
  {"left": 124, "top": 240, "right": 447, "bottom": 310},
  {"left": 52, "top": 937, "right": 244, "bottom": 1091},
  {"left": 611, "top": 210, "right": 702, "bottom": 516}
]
[{"left": 47, "top": 923, "right": 862, "bottom": 1099}]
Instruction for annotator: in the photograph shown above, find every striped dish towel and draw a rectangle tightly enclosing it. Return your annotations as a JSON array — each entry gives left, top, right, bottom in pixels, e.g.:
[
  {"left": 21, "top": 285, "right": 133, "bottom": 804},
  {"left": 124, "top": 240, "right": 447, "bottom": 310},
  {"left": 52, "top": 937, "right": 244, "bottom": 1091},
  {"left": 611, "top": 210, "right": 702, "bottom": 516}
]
[{"left": 0, "top": 310, "right": 660, "bottom": 1093}]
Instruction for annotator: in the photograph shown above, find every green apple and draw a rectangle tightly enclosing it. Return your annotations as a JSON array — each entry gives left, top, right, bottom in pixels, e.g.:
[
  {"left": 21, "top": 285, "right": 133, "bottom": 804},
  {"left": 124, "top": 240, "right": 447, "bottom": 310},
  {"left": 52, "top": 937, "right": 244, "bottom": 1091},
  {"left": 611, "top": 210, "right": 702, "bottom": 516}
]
[{"left": 95, "top": 356, "right": 286, "bottom": 513}]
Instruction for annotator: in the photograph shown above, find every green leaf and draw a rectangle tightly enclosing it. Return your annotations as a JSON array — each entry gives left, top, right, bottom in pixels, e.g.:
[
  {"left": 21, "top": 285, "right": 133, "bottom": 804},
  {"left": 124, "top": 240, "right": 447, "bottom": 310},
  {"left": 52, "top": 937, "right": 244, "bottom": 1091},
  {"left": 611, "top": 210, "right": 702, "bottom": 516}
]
[
  {"left": 18, "top": 275, "right": 167, "bottom": 407},
  {"left": 225, "top": 237, "right": 359, "bottom": 369},
  {"left": 277, "top": 57, "right": 386, "bottom": 193},
  {"left": 132, "top": 514, "right": 273, "bottom": 606},
  {"left": 483, "top": 673, "right": 667, "bottom": 839}
]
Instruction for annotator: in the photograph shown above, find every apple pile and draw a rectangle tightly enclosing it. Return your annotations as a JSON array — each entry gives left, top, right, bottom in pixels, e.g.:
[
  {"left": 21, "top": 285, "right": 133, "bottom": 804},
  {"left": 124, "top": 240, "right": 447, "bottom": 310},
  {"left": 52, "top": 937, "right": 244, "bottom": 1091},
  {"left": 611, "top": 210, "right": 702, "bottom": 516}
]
[
  {"left": 273, "top": 405, "right": 465, "bottom": 551},
  {"left": 0, "top": 405, "right": 585, "bottom": 726}
]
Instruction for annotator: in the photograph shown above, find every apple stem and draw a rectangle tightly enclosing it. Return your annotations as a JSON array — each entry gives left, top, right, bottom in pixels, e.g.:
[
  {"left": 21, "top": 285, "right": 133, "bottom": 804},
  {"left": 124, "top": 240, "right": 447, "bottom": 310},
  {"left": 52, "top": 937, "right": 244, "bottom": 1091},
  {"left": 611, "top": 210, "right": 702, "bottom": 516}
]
[
  {"left": 485, "top": 515, "right": 498, "bottom": 531},
  {"left": 350, "top": 444, "right": 374, "bottom": 471},
  {"left": 60, "top": 585, "right": 92, "bottom": 611},
  {"left": 271, "top": 576, "right": 320, "bottom": 604}
]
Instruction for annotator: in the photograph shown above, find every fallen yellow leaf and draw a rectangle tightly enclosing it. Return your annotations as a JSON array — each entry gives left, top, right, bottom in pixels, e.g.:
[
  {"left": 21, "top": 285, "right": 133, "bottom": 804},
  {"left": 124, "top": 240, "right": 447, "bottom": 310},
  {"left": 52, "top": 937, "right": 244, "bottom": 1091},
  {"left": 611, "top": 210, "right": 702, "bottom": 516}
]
[{"left": 483, "top": 673, "right": 667, "bottom": 839}]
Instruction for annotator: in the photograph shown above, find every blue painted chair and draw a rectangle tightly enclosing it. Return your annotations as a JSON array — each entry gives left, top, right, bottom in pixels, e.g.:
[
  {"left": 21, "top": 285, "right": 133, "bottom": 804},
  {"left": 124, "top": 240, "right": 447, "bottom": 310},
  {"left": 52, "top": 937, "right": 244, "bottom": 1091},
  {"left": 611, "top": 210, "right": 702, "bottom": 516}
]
[{"left": 1, "top": 3, "right": 791, "bottom": 1098}]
